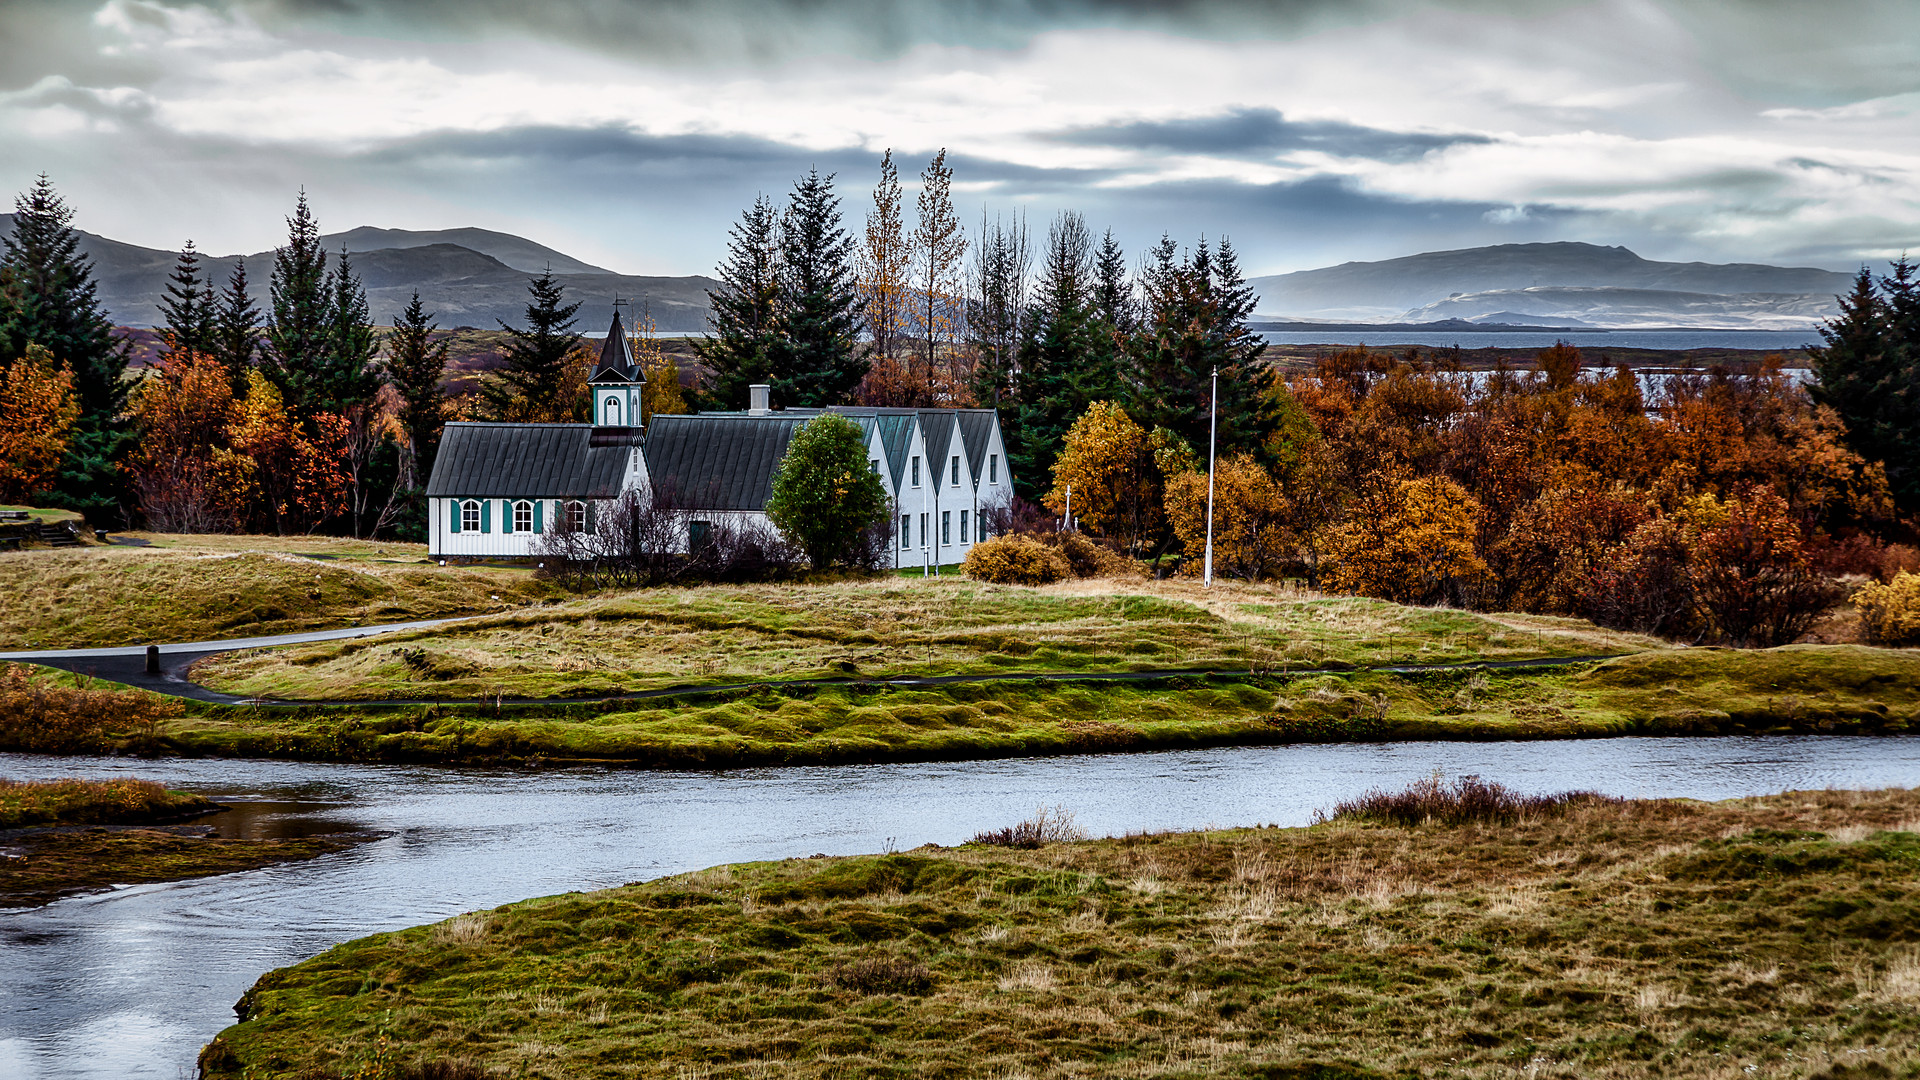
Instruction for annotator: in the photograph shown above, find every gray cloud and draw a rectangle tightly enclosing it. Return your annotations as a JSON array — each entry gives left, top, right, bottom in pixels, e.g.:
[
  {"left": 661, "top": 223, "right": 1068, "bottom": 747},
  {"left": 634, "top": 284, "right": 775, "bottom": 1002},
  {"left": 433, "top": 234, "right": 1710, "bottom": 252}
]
[{"left": 1054, "top": 107, "right": 1490, "bottom": 162}]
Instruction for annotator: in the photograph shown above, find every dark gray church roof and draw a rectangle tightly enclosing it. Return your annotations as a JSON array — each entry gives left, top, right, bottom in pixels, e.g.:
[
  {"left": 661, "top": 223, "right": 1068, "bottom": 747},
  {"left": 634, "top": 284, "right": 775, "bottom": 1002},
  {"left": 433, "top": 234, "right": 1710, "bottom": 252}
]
[
  {"left": 426, "top": 423, "right": 638, "bottom": 499},
  {"left": 643, "top": 414, "right": 808, "bottom": 511},
  {"left": 588, "top": 311, "right": 641, "bottom": 384}
]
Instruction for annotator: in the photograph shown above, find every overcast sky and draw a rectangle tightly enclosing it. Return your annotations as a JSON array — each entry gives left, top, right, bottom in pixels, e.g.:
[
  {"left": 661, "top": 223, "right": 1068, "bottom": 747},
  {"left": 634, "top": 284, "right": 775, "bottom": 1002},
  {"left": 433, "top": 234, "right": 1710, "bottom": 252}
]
[{"left": 3, "top": 0, "right": 1918, "bottom": 277}]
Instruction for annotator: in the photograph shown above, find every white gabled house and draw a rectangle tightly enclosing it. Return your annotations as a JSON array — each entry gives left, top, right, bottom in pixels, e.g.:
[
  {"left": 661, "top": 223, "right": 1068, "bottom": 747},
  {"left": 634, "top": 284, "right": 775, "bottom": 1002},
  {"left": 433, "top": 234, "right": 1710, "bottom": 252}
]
[{"left": 423, "top": 312, "right": 1015, "bottom": 568}]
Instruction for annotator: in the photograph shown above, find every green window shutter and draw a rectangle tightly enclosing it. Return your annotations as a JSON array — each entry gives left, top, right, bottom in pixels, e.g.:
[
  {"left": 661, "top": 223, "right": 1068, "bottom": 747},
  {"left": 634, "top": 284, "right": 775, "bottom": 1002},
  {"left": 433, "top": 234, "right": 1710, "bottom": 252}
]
[
  {"left": 449, "top": 501, "right": 461, "bottom": 534},
  {"left": 481, "top": 500, "right": 492, "bottom": 533},
  {"left": 535, "top": 500, "right": 545, "bottom": 532}
]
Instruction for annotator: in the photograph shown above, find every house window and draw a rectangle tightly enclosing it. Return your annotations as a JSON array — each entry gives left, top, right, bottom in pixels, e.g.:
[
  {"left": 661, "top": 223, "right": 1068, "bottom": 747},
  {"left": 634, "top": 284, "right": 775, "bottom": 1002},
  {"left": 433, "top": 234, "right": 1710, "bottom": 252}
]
[
  {"left": 870, "top": 458, "right": 880, "bottom": 474},
  {"left": 942, "top": 511, "right": 951, "bottom": 545},
  {"left": 978, "top": 514, "right": 988, "bottom": 542},
  {"left": 989, "top": 454, "right": 998, "bottom": 484},
  {"left": 911, "top": 456, "right": 920, "bottom": 487},
  {"left": 460, "top": 501, "right": 480, "bottom": 533},
  {"left": 951, "top": 456, "right": 960, "bottom": 485},
  {"left": 513, "top": 501, "right": 533, "bottom": 533},
  {"left": 566, "top": 500, "right": 587, "bottom": 532},
  {"left": 920, "top": 513, "right": 928, "bottom": 547},
  {"left": 900, "top": 514, "right": 910, "bottom": 548},
  {"left": 603, "top": 396, "right": 622, "bottom": 426},
  {"left": 959, "top": 510, "right": 968, "bottom": 544},
  {"left": 689, "top": 520, "right": 712, "bottom": 552}
]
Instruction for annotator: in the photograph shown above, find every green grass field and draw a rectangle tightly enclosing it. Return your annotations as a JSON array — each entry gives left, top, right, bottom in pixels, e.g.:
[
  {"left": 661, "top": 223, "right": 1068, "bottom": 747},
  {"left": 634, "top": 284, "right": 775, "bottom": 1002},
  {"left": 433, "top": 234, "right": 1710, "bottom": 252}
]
[
  {"left": 20, "top": 644, "right": 1902, "bottom": 768},
  {"left": 187, "top": 577, "right": 1656, "bottom": 702},
  {"left": 201, "top": 786, "right": 1920, "bottom": 1079}
]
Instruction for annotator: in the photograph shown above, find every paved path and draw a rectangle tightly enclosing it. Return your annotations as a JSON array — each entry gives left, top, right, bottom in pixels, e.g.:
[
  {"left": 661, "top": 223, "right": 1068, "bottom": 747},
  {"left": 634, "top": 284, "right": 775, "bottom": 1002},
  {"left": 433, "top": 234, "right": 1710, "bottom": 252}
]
[
  {"left": 1, "top": 618, "right": 470, "bottom": 704},
  {"left": 2, "top": 613, "right": 1623, "bottom": 707}
]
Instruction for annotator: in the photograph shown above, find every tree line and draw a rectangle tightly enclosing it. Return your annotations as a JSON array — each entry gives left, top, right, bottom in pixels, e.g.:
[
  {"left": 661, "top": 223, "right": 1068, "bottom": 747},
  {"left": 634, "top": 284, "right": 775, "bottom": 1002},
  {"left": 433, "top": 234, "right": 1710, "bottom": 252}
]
[
  {"left": 0, "top": 178, "right": 680, "bottom": 535},
  {"left": 695, "top": 151, "right": 1270, "bottom": 503}
]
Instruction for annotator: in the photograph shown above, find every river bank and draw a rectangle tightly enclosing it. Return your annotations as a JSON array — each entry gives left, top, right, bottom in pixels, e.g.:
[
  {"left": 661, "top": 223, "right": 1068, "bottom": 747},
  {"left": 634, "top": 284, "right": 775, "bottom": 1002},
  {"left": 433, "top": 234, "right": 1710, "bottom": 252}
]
[
  {"left": 200, "top": 784, "right": 1920, "bottom": 1080},
  {"left": 0, "top": 777, "right": 366, "bottom": 907},
  {"left": 10, "top": 644, "right": 1913, "bottom": 769},
  {"left": 10, "top": 737, "right": 1919, "bottom": 1080}
]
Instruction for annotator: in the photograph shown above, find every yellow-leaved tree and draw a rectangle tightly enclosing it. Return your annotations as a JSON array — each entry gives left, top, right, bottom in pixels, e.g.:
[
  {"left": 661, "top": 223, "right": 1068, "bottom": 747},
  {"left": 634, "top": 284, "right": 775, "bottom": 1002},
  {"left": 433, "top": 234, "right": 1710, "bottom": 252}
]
[
  {"left": 0, "top": 344, "right": 79, "bottom": 502},
  {"left": 1046, "top": 401, "right": 1160, "bottom": 554},
  {"left": 629, "top": 311, "right": 687, "bottom": 423},
  {"left": 1164, "top": 452, "right": 1292, "bottom": 581},
  {"left": 1326, "top": 475, "right": 1488, "bottom": 606}
]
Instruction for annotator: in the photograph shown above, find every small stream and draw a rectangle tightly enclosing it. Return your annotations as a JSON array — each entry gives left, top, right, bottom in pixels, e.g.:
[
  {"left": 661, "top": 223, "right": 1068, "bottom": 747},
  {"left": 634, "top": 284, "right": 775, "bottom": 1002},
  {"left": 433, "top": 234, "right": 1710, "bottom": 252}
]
[{"left": 6, "top": 736, "right": 1920, "bottom": 1079}]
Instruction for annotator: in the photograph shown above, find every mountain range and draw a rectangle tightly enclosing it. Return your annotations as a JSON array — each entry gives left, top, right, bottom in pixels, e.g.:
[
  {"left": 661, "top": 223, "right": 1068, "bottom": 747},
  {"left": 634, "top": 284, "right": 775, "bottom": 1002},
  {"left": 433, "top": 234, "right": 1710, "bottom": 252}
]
[
  {"left": 4, "top": 220, "right": 1860, "bottom": 334},
  {"left": 0, "top": 216, "right": 719, "bottom": 333},
  {"left": 1248, "top": 242, "right": 1855, "bottom": 329}
]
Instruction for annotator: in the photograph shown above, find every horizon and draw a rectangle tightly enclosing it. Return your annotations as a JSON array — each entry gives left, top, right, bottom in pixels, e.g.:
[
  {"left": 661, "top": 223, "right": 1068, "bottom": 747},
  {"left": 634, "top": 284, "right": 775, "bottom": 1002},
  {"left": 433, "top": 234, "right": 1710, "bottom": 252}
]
[{"left": 3, "top": 1, "right": 1917, "bottom": 278}]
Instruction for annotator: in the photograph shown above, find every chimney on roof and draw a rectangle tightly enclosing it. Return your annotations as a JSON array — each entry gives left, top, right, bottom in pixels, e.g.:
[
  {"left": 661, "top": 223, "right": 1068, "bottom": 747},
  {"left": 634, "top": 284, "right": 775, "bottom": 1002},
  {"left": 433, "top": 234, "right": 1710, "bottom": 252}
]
[{"left": 748, "top": 384, "right": 771, "bottom": 415}]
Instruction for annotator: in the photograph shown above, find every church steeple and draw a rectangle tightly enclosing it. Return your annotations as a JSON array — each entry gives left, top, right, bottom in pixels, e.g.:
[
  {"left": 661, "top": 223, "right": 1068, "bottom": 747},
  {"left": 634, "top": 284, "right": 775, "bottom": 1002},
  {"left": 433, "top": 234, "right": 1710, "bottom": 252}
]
[{"left": 588, "top": 308, "right": 645, "bottom": 428}]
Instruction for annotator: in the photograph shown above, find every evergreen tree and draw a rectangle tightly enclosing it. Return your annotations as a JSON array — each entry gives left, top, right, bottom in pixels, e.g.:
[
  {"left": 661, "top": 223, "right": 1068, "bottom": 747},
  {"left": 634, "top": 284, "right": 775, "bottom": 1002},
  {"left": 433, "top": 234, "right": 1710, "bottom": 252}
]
[
  {"left": 159, "top": 241, "right": 216, "bottom": 366},
  {"left": 693, "top": 196, "right": 784, "bottom": 410},
  {"left": 263, "top": 192, "right": 332, "bottom": 415},
  {"left": 1091, "top": 229, "right": 1134, "bottom": 332},
  {"left": 1127, "top": 234, "right": 1273, "bottom": 461},
  {"left": 321, "top": 247, "right": 382, "bottom": 415},
  {"left": 1085, "top": 228, "right": 1134, "bottom": 406},
  {"left": 212, "top": 256, "right": 262, "bottom": 396},
  {"left": 385, "top": 291, "right": 451, "bottom": 485},
  {"left": 967, "top": 209, "right": 1030, "bottom": 409},
  {"left": 0, "top": 175, "right": 128, "bottom": 520},
  {"left": 480, "top": 269, "right": 584, "bottom": 421},
  {"left": 1007, "top": 211, "right": 1100, "bottom": 498},
  {"left": 1811, "top": 262, "right": 1920, "bottom": 511},
  {"left": 771, "top": 169, "right": 866, "bottom": 407}
]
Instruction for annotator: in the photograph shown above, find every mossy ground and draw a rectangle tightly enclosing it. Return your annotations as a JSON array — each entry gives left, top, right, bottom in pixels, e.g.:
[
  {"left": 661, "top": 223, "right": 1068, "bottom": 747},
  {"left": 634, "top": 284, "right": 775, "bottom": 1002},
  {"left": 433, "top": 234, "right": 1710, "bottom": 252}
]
[
  {"left": 189, "top": 577, "right": 1653, "bottom": 702},
  {"left": 43, "top": 643, "right": 1915, "bottom": 768},
  {"left": 0, "top": 538, "right": 559, "bottom": 648},
  {"left": 204, "top": 788, "right": 1920, "bottom": 1080}
]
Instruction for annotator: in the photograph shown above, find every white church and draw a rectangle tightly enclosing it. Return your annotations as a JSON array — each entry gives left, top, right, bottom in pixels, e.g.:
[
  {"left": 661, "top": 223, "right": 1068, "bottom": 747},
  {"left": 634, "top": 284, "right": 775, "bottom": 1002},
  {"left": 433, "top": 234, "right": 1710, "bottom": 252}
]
[{"left": 424, "top": 311, "right": 1015, "bottom": 570}]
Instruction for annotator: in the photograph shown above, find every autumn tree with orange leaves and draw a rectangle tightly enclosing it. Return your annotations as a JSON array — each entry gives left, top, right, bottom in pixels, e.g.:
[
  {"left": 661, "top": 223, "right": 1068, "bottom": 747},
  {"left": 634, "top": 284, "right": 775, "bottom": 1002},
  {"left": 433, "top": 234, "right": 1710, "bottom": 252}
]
[{"left": 0, "top": 344, "right": 78, "bottom": 502}]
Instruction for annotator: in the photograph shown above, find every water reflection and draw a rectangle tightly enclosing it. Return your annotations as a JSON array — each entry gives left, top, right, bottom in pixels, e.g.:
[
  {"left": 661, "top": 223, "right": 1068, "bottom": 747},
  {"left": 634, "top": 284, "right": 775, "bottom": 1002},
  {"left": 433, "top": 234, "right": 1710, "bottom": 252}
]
[{"left": 3, "top": 736, "right": 1920, "bottom": 1079}]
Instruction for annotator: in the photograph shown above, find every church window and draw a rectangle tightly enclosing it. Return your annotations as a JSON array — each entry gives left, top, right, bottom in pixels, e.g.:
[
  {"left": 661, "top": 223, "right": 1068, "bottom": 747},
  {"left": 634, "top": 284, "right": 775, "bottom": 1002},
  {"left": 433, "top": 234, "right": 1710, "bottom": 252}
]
[
  {"left": 460, "top": 501, "right": 480, "bottom": 533},
  {"left": 566, "top": 500, "right": 587, "bottom": 533},
  {"left": 513, "top": 501, "right": 533, "bottom": 533},
  {"left": 603, "top": 396, "right": 622, "bottom": 426}
]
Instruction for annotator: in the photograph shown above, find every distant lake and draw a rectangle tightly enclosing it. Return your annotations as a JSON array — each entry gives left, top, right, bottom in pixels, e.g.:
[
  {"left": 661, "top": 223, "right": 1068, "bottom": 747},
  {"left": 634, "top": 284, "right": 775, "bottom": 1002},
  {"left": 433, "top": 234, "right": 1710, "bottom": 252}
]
[{"left": 1259, "top": 329, "right": 1823, "bottom": 351}]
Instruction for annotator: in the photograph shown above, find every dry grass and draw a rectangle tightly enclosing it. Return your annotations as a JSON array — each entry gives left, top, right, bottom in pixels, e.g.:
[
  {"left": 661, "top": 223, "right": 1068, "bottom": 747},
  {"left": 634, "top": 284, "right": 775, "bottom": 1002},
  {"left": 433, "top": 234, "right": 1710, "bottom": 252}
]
[
  {"left": 0, "top": 541, "right": 557, "bottom": 649},
  {"left": 0, "top": 664, "right": 183, "bottom": 752},
  {"left": 0, "top": 775, "right": 213, "bottom": 828},
  {"left": 191, "top": 576, "right": 1640, "bottom": 702},
  {"left": 205, "top": 787, "right": 1920, "bottom": 1080}
]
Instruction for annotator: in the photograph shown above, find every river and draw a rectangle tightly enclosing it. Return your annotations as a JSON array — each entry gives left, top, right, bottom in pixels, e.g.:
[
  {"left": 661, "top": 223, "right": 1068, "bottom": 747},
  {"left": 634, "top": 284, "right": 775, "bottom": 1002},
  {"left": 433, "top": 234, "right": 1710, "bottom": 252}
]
[{"left": 6, "top": 737, "right": 1920, "bottom": 1079}]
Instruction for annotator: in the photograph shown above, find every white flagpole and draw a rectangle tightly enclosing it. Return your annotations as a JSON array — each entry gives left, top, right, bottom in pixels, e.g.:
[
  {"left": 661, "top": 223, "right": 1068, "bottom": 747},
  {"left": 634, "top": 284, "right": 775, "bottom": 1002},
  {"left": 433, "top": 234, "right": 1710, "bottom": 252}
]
[{"left": 1204, "top": 366, "right": 1217, "bottom": 588}]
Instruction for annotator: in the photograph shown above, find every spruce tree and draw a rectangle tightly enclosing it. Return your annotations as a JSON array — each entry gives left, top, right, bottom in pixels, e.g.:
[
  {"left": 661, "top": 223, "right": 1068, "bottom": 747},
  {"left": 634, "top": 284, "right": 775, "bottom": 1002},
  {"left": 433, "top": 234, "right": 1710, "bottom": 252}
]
[
  {"left": 159, "top": 241, "right": 217, "bottom": 365},
  {"left": 1127, "top": 234, "right": 1273, "bottom": 461},
  {"left": 0, "top": 175, "right": 128, "bottom": 520},
  {"left": 212, "top": 257, "right": 262, "bottom": 395},
  {"left": 263, "top": 192, "right": 332, "bottom": 415},
  {"left": 772, "top": 169, "right": 866, "bottom": 407},
  {"left": 320, "top": 247, "right": 382, "bottom": 415},
  {"left": 693, "top": 196, "right": 784, "bottom": 410},
  {"left": 1007, "top": 212, "right": 1099, "bottom": 498},
  {"left": 480, "top": 269, "right": 584, "bottom": 421},
  {"left": 1811, "top": 263, "right": 1919, "bottom": 511},
  {"left": 385, "top": 291, "right": 451, "bottom": 484}
]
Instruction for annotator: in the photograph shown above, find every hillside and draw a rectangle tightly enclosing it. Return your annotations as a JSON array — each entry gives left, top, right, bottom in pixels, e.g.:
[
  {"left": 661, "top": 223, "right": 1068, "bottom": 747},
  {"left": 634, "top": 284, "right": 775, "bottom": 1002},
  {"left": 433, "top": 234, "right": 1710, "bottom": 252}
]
[
  {"left": 0, "top": 215, "right": 717, "bottom": 332},
  {"left": 1252, "top": 241, "right": 1854, "bottom": 327}
]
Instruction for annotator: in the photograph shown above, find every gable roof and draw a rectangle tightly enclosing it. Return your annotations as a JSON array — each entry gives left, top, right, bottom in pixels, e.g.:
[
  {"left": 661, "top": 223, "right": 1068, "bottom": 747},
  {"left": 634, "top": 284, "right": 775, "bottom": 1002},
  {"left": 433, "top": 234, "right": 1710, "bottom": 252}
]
[
  {"left": 918, "top": 410, "right": 957, "bottom": 481},
  {"left": 643, "top": 414, "right": 809, "bottom": 511},
  {"left": 957, "top": 410, "right": 996, "bottom": 484},
  {"left": 426, "top": 423, "right": 637, "bottom": 499},
  {"left": 588, "top": 311, "right": 641, "bottom": 384},
  {"left": 870, "top": 412, "right": 918, "bottom": 491}
]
